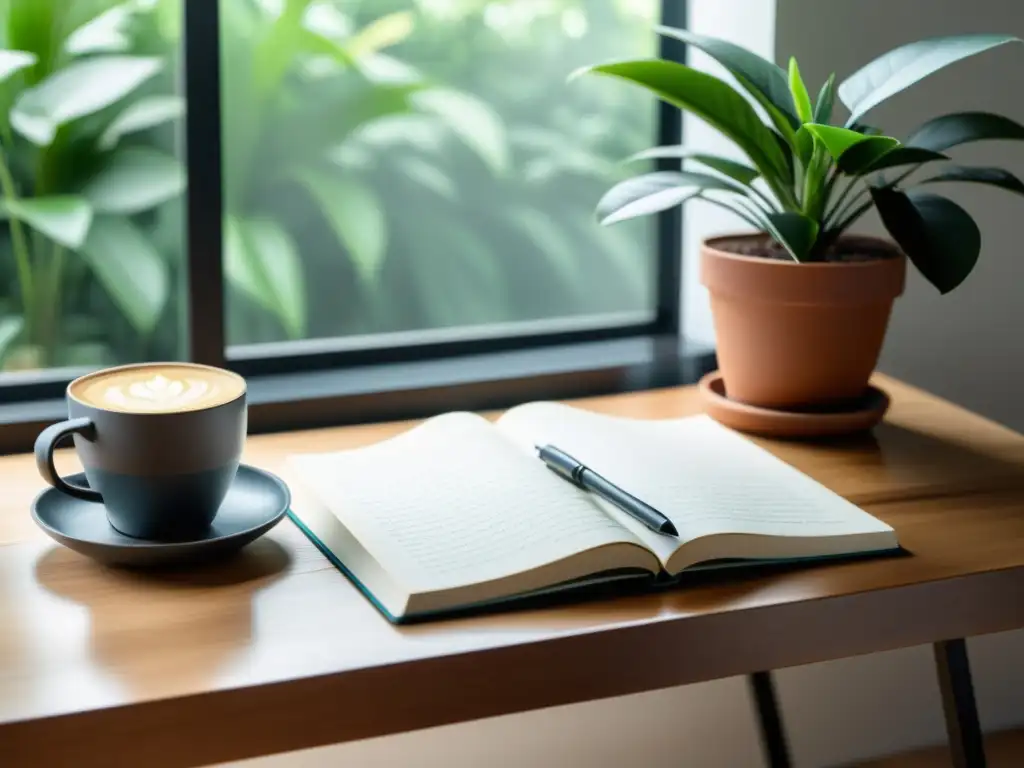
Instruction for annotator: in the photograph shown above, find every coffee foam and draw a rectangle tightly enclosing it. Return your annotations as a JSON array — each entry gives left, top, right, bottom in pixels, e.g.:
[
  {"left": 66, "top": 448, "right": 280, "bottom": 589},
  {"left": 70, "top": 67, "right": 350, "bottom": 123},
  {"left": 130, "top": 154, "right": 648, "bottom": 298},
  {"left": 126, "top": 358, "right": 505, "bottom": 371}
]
[{"left": 71, "top": 364, "right": 245, "bottom": 414}]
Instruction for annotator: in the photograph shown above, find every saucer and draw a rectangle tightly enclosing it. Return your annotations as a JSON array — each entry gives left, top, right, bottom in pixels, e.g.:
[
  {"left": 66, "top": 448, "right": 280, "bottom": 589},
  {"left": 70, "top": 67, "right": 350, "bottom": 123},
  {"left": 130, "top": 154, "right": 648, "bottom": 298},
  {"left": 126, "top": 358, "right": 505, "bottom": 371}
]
[
  {"left": 698, "top": 371, "right": 890, "bottom": 439},
  {"left": 31, "top": 464, "right": 290, "bottom": 568}
]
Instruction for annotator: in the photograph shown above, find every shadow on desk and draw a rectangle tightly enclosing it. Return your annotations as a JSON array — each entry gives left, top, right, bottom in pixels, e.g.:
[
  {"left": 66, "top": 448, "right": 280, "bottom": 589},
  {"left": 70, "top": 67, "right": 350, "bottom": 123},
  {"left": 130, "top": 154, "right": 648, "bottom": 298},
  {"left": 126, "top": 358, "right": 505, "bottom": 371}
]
[
  {"left": 751, "top": 421, "right": 1024, "bottom": 507},
  {"left": 31, "top": 539, "right": 290, "bottom": 698}
]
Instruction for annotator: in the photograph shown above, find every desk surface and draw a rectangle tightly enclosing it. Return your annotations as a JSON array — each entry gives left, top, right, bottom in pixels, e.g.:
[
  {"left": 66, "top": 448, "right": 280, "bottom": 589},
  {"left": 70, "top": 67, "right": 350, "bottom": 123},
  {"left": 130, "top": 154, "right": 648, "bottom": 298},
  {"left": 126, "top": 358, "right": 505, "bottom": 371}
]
[{"left": 3, "top": 376, "right": 1024, "bottom": 767}]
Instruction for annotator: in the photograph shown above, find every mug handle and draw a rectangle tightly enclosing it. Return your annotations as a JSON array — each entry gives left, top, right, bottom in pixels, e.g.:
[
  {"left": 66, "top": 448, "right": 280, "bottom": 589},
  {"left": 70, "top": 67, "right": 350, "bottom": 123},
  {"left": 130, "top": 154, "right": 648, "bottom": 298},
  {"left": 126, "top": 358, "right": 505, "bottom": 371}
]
[{"left": 34, "top": 417, "right": 103, "bottom": 503}]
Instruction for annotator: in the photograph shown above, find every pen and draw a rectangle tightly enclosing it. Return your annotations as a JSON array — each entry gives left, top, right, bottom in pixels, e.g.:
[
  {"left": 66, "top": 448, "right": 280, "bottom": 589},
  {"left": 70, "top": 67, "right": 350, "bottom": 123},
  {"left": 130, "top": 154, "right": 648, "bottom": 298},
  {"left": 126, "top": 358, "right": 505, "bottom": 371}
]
[{"left": 535, "top": 444, "right": 678, "bottom": 537}]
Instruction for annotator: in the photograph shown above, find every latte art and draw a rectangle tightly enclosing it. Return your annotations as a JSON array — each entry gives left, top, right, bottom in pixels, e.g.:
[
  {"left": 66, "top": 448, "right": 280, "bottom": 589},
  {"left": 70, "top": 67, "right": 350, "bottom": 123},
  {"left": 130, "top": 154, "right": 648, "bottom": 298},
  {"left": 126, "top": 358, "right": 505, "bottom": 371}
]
[
  {"left": 71, "top": 363, "right": 245, "bottom": 413},
  {"left": 103, "top": 374, "right": 217, "bottom": 412}
]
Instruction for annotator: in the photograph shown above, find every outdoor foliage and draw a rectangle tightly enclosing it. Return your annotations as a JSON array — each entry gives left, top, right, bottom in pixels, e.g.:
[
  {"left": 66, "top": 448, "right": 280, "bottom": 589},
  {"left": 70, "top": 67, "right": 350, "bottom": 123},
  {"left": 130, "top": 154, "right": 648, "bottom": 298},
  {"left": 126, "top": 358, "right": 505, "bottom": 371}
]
[
  {"left": 0, "top": 0, "right": 184, "bottom": 369},
  {"left": 584, "top": 28, "right": 1024, "bottom": 294},
  {"left": 0, "top": 0, "right": 660, "bottom": 370}
]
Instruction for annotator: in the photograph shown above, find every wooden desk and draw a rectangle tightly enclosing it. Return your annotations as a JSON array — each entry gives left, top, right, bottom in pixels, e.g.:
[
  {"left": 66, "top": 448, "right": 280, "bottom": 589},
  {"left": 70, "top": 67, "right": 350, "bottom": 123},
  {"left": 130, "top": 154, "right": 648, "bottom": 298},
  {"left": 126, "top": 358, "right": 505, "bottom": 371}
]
[{"left": 2, "top": 375, "right": 1024, "bottom": 767}]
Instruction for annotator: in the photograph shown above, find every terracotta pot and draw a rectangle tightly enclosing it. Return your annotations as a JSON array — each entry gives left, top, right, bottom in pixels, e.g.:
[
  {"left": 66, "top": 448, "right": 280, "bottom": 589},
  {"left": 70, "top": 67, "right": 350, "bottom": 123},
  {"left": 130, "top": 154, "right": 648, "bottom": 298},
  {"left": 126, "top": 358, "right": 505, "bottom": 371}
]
[{"left": 701, "top": 234, "right": 906, "bottom": 410}]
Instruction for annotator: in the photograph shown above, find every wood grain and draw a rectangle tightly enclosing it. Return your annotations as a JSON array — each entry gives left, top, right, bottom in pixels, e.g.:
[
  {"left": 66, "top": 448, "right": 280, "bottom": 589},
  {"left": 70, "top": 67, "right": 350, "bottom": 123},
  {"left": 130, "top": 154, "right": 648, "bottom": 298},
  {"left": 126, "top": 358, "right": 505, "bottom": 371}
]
[{"left": 2, "top": 375, "right": 1024, "bottom": 767}]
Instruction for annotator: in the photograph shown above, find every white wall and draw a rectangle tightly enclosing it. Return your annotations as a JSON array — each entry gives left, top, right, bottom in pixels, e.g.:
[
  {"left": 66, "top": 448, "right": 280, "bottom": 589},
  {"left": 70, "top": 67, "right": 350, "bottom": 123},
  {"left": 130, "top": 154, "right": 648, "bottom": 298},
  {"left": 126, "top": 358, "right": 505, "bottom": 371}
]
[
  {"left": 776, "top": 0, "right": 1024, "bottom": 432},
  {"left": 233, "top": 2, "right": 1024, "bottom": 766}
]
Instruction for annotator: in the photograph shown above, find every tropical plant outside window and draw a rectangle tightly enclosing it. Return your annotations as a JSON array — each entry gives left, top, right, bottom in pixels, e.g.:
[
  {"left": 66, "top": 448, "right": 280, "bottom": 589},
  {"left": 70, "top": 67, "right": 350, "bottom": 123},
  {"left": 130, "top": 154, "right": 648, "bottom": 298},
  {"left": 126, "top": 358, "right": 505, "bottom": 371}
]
[
  {"left": 0, "top": 0, "right": 661, "bottom": 373},
  {"left": 0, "top": 0, "right": 184, "bottom": 373}
]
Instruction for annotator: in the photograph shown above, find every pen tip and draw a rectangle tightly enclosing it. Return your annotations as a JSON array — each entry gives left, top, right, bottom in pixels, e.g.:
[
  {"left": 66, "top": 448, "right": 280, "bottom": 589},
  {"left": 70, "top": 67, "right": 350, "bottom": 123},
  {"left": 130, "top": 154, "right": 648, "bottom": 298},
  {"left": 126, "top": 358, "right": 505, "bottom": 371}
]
[{"left": 661, "top": 521, "right": 679, "bottom": 537}]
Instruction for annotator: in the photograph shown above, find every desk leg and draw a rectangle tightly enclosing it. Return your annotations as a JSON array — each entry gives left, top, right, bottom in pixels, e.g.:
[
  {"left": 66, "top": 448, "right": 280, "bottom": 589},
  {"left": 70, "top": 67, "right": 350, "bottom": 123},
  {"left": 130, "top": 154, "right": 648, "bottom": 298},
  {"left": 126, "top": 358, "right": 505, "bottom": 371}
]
[
  {"left": 934, "top": 639, "right": 986, "bottom": 768},
  {"left": 748, "top": 671, "right": 791, "bottom": 768}
]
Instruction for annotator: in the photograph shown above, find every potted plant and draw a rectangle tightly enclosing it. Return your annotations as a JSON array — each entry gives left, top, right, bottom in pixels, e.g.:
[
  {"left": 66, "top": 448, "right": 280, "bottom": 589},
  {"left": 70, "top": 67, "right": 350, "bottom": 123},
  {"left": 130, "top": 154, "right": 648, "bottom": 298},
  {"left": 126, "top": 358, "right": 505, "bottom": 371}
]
[{"left": 577, "top": 29, "right": 1024, "bottom": 410}]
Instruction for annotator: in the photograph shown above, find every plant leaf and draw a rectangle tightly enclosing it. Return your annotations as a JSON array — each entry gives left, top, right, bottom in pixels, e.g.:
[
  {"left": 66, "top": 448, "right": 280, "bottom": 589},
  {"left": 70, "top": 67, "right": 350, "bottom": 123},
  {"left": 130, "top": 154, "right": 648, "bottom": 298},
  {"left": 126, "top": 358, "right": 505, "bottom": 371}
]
[
  {"left": 78, "top": 216, "right": 169, "bottom": 334},
  {"left": 627, "top": 146, "right": 760, "bottom": 185},
  {"left": 597, "top": 171, "right": 741, "bottom": 226},
  {"left": 794, "top": 125, "right": 814, "bottom": 166},
  {"left": 654, "top": 26, "right": 800, "bottom": 137},
  {"left": 83, "top": 148, "right": 185, "bottom": 215},
  {"left": 225, "top": 216, "right": 306, "bottom": 338},
  {"left": 840, "top": 35, "right": 1022, "bottom": 125},
  {"left": 871, "top": 188, "right": 980, "bottom": 294},
  {"left": 99, "top": 95, "right": 186, "bottom": 150},
  {"left": 576, "top": 59, "right": 789, "bottom": 179},
  {"left": 413, "top": 88, "right": 510, "bottom": 174},
  {"left": 765, "top": 211, "right": 819, "bottom": 261},
  {"left": 0, "top": 315, "right": 24, "bottom": 365},
  {"left": 906, "top": 111, "right": 1024, "bottom": 152},
  {"left": 1, "top": 196, "right": 93, "bottom": 249},
  {"left": 804, "top": 124, "right": 900, "bottom": 173},
  {"left": 812, "top": 73, "right": 836, "bottom": 125},
  {"left": 920, "top": 165, "right": 1024, "bottom": 197},
  {"left": 0, "top": 50, "right": 36, "bottom": 83},
  {"left": 11, "top": 55, "right": 163, "bottom": 146},
  {"left": 864, "top": 146, "right": 949, "bottom": 173},
  {"left": 346, "top": 11, "right": 414, "bottom": 59},
  {"left": 292, "top": 168, "right": 386, "bottom": 283},
  {"left": 788, "top": 57, "right": 813, "bottom": 123},
  {"left": 241, "top": 218, "right": 305, "bottom": 339}
]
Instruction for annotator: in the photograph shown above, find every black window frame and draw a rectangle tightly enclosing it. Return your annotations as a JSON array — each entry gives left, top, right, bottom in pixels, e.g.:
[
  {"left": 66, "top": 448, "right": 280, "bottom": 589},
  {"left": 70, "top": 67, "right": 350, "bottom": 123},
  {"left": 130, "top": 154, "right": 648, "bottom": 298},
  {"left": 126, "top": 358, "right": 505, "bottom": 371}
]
[{"left": 0, "top": 0, "right": 714, "bottom": 454}]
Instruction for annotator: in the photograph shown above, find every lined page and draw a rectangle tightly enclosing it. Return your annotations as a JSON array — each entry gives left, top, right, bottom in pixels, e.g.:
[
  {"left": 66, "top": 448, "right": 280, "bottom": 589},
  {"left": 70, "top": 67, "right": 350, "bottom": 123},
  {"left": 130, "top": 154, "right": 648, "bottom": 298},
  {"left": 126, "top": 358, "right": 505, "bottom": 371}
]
[
  {"left": 497, "top": 403, "right": 893, "bottom": 565},
  {"left": 288, "top": 412, "right": 645, "bottom": 592}
]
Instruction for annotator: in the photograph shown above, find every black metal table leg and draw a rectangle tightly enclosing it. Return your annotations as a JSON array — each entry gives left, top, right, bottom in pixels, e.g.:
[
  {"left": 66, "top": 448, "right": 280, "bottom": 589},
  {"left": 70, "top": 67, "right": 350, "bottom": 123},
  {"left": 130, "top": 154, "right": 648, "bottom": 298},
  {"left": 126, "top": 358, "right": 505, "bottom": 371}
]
[
  {"left": 748, "top": 671, "right": 792, "bottom": 768},
  {"left": 934, "top": 639, "right": 986, "bottom": 768}
]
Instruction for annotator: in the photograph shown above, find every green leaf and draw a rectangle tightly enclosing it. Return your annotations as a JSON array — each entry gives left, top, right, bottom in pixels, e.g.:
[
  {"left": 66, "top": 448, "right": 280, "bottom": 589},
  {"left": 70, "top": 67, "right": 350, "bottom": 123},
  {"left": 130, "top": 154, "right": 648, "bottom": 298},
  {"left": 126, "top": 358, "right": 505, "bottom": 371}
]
[
  {"left": 907, "top": 111, "right": 1024, "bottom": 152},
  {"left": 224, "top": 216, "right": 306, "bottom": 339},
  {"left": 871, "top": 188, "right": 980, "bottom": 294},
  {"left": 11, "top": 55, "right": 163, "bottom": 146},
  {"left": 788, "top": 57, "right": 813, "bottom": 123},
  {"left": 794, "top": 125, "right": 814, "bottom": 166},
  {"left": 413, "top": 88, "right": 509, "bottom": 174},
  {"left": 840, "top": 35, "right": 1022, "bottom": 125},
  {"left": 65, "top": 4, "right": 132, "bottom": 54},
  {"left": 82, "top": 148, "right": 185, "bottom": 215},
  {"left": 292, "top": 169, "right": 386, "bottom": 283},
  {"left": 597, "top": 171, "right": 740, "bottom": 226},
  {"left": 920, "top": 165, "right": 1024, "bottom": 197},
  {"left": 850, "top": 123, "right": 884, "bottom": 136},
  {"left": 576, "top": 60, "right": 789, "bottom": 179},
  {"left": 627, "top": 146, "right": 760, "bottom": 185},
  {"left": 765, "top": 212, "right": 819, "bottom": 261},
  {"left": 0, "top": 315, "right": 24, "bottom": 365},
  {"left": 0, "top": 50, "right": 35, "bottom": 82},
  {"left": 2, "top": 196, "right": 93, "bottom": 249},
  {"left": 863, "top": 146, "right": 949, "bottom": 173},
  {"left": 242, "top": 219, "right": 305, "bottom": 339},
  {"left": 813, "top": 73, "right": 836, "bottom": 125},
  {"left": 346, "top": 11, "right": 414, "bottom": 59},
  {"left": 99, "top": 95, "right": 185, "bottom": 150},
  {"left": 804, "top": 124, "right": 900, "bottom": 173},
  {"left": 654, "top": 26, "right": 800, "bottom": 138},
  {"left": 78, "top": 216, "right": 169, "bottom": 334}
]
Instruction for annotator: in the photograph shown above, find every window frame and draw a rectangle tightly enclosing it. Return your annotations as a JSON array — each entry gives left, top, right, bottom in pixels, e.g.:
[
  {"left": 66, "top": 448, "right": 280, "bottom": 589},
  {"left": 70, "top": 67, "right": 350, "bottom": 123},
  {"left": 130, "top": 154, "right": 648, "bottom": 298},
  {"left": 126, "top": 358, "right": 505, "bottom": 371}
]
[{"left": 0, "top": 0, "right": 714, "bottom": 454}]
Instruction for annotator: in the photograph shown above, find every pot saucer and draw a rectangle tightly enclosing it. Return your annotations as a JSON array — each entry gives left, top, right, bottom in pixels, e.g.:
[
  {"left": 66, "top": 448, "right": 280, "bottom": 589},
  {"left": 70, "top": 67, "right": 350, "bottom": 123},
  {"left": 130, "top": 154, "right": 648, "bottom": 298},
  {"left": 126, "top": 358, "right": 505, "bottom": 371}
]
[
  {"left": 698, "top": 371, "right": 889, "bottom": 439},
  {"left": 31, "top": 464, "right": 290, "bottom": 568}
]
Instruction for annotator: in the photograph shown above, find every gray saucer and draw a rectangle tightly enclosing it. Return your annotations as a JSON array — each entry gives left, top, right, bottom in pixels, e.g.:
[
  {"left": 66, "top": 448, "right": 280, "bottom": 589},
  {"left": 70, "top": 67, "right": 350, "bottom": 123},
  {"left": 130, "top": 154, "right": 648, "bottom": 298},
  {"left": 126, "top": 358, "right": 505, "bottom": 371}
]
[{"left": 31, "top": 464, "right": 290, "bottom": 568}]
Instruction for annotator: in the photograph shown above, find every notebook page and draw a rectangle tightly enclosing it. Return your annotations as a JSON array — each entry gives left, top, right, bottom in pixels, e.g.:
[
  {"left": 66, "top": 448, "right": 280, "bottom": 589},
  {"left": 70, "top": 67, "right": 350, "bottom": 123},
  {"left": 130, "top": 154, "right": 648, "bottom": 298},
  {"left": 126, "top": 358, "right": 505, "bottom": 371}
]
[
  {"left": 497, "top": 403, "right": 893, "bottom": 565},
  {"left": 288, "top": 412, "right": 646, "bottom": 592}
]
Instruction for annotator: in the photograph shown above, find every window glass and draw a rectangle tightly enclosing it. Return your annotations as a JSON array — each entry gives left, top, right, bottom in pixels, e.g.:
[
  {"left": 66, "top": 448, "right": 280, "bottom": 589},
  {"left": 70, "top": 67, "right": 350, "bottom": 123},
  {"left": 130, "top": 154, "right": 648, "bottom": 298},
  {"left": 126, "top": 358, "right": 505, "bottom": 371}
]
[
  {"left": 0, "top": 0, "right": 186, "bottom": 374},
  {"left": 221, "top": 0, "right": 660, "bottom": 348}
]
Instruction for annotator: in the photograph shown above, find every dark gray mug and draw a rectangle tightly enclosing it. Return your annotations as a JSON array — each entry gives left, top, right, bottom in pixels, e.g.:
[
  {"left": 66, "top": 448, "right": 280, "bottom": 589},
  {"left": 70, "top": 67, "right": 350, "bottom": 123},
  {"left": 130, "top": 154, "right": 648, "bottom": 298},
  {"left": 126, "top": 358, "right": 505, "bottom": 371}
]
[{"left": 34, "top": 363, "right": 247, "bottom": 541}]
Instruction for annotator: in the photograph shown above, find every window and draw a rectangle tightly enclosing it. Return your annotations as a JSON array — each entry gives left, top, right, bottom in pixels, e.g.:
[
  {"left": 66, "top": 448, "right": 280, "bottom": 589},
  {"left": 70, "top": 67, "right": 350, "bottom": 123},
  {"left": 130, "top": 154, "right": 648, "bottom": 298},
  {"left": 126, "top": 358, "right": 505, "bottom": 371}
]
[
  {"left": 221, "top": 0, "right": 660, "bottom": 351},
  {"left": 0, "top": 0, "right": 711, "bottom": 451},
  {"left": 0, "top": 1, "right": 186, "bottom": 376}
]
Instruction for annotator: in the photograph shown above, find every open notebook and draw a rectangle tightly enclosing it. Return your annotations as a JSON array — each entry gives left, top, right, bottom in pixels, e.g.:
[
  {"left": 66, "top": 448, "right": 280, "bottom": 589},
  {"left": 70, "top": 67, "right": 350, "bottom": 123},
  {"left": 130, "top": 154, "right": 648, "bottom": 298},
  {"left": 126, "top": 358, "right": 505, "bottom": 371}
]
[{"left": 286, "top": 404, "right": 898, "bottom": 622}]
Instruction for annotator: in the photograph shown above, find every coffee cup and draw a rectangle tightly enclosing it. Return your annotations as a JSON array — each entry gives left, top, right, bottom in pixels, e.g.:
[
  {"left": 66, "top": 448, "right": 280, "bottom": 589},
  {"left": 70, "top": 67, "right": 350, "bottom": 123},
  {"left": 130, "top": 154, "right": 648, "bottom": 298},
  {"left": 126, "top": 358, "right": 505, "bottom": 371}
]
[{"left": 34, "top": 362, "right": 247, "bottom": 541}]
